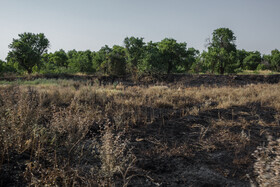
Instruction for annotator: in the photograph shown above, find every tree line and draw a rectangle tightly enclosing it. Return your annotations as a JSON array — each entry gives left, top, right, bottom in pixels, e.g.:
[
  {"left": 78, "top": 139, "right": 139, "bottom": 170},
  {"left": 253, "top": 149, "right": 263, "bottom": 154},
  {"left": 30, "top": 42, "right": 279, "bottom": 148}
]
[{"left": 1, "top": 28, "right": 280, "bottom": 76}]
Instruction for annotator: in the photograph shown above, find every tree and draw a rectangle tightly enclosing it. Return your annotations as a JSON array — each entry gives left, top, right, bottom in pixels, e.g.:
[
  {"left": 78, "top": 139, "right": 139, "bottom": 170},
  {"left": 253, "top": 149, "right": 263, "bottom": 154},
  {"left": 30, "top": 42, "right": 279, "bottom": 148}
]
[
  {"left": 191, "top": 51, "right": 208, "bottom": 73},
  {"left": 0, "top": 60, "right": 5, "bottom": 74},
  {"left": 0, "top": 59, "right": 17, "bottom": 74},
  {"left": 92, "top": 45, "right": 112, "bottom": 73},
  {"left": 236, "top": 49, "right": 249, "bottom": 69},
  {"left": 157, "top": 38, "right": 188, "bottom": 74},
  {"left": 138, "top": 40, "right": 195, "bottom": 74},
  {"left": 67, "top": 49, "right": 78, "bottom": 60},
  {"left": 94, "top": 45, "right": 126, "bottom": 76},
  {"left": 106, "top": 45, "right": 126, "bottom": 76},
  {"left": 138, "top": 41, "right": 162, "bottom": 74},
  {"left": 183, "top": 47, "right": 200, "bottom": 72},
  {"left": 271, "top": 49, "right": 280, "bottom": 71},
  {"left": 50, "top": 49, "right": 68, "bottom": 68},
  {"left": 243, "top": 51, "right": 262, "bottom": 70},
  {"left": 68, "top": 50, "right": 95, "bottom": 73},
  {"left": 124, "top": 37, "right": 145, "bottom": 71},
  {"left": 206, "top": 28, "right": 237, "bottom": 74},
  {"left": 7, "top": 32, "right": 49, "bottom": 74}
]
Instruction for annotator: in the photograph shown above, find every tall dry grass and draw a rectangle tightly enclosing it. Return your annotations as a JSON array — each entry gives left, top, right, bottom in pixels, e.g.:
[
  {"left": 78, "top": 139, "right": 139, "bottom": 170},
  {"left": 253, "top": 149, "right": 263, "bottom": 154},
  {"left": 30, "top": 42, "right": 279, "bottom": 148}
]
[{"left": 0, "top": 81, "right": 280, "bottom": 186}]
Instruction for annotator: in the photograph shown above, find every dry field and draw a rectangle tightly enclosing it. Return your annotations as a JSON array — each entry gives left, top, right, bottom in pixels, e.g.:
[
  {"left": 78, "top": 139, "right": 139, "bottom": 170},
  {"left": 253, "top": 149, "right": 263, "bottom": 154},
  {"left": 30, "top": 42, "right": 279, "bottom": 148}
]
[{"left": 1, "top": 75, "right": 280, "bottom": 186}]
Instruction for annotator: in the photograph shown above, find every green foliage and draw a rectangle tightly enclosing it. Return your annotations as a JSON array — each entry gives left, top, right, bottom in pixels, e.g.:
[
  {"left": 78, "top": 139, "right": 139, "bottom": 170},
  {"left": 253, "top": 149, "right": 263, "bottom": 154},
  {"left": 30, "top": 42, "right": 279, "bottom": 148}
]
[
  {"left": 7, "top": 32, "right": 50, "bottom": 74},
  {"left": 92, "top": 45, "right": 112, "bottom": 73},
  {"left": 211, "top": 28, "right": 236, "bottom": 52},
  {"left": 256, "top": 64, "right": 266, "bottom": 71},
  {"left": 39, "top": 51, "right": 72, "bottom": 74},
  {"left": 138, "top": 41, "right": 163, "bottom": 74},
  {"left": 2, "top": 58, "right": 21, "bottom": 74},
  {"left": 137, "top": 39, "right": 196, "bottom": 74},
  {"left": 106, "top": 45, "right": 126, "bottom": 76},
  {"left": 124, "top": 37, "right": 145, "bottom": 70},
  {"left": 50, "top": 49, "right": 68, "bottom": 68},
  {"left": 263, "top": 54, "right": 272, "bottom": 65},
  {"left": 236, "top": 49, "right": 249, "bottom": 69},
  {"left": 157, "top": 38, "right": 189, "bottom": 74},
  {"left": 2, "top": 31, "right": 280, "bottom": 76},
  {"left": 38, "top": 49, "right": 95, "bottom": 74},
  {"left": 191, "top": 51, "right": 209, "bottom": 73},
  {"left": 243, "top": 51, "right": 262, "bottom": 70},
  {"left": 271, "top": 49, "right": 280, "bottom": 71},
  {"left": 0, "top": 60, "right": 4, "bottom": 73},
  {"left": 184, "top": 48, "right": 200, "bottom": 72},
  {"left": 68, "top": 50, "right": 95, "bottom": 73},
  {"left": 0, "top": 60, "right": 16, "bottom": 74},
  {"left": 95, "top": 45, "right": 127, "bottom": 76},
  {"left": 205, "top": 28, "right": 237, "bottom": 74},
  {"left": 203, "top": 47, "right": 236, "bottom": 74}
]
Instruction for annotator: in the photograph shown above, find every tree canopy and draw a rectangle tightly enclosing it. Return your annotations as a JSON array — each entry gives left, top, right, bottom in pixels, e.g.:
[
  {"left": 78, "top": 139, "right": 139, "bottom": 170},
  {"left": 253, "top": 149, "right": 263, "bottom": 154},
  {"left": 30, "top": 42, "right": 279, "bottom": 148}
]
[
  {"left": 243, "top": 51, "right": 262, "bottom": 70},
  {"left": 2, "top": 30, "right": 280, "bottom": 76},
  {"left": 271, "top": 49, "right": 280, "bottom": 71},
  {"left": 124, "top": 37, "right": 145, "bottom": 70},
  {"left": 7, "top": 32, "right": 50, "bottom": 74},
  {"left": 205, "top": 28, "right": 237, "bottom": 74}
]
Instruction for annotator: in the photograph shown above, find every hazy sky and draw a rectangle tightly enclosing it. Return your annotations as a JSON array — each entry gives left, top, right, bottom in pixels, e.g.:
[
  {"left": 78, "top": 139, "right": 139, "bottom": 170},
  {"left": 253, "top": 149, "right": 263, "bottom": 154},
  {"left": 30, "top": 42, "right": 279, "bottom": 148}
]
[{"left": 0, "top": 0, "right": 280, "bottom": 60}]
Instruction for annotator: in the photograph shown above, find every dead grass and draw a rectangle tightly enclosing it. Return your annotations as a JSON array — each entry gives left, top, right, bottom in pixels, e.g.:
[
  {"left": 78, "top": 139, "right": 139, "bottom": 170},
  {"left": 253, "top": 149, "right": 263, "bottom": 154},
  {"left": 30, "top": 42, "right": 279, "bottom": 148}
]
[{"left": 0, "top": 80, "right": 280, "bottom": 186}]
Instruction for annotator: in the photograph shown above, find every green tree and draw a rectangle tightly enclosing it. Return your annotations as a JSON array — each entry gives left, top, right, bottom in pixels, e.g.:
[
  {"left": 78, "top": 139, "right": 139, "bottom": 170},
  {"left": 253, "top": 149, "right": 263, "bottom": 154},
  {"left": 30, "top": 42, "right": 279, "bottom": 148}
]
[
  {"left": 206, "top": 28, "right": 237, "bottom": 74},
  {"left": 106, "top": 45, "right": 126, "bottom": 76},
  {"left": 236, "top": 49, "right": 249, "bottom": 69},
  {"left": 51, "top": 49, "right": 68, "bottom": 68},
  {"left": 38, "top": 53, "right": 54, "bottom": 73},
  {"left": 0, "top": 60, "right": 5, "bottom": 74},
  {"left": 271, "top": 49, "right": 280, "bottom": 71},
  {"left": 7, "top": 32, "right": 50, "bottom": 74},
  {"left": 243, "top": 51, "right": 262, "bottom": 70},
  {"left": 92, "top": 45, "right": 112, "bottom": 73},
  {"left": 138, "top": 41, "right": 162, "bottom": 74},
  {"left": 157, "top": 38, "right": 188, "bottom": 74},
  {"left": 191, "top": 51, "right": 208, "bottom": 73},
  {"left": 124, "top": 37, "right": 145, "bottom": 71},
  {"left": 68, "top": 50, "right": 95, "bottom": 73},
  {"left": 263, "top": 54, "right": 271, "bottom": 64},
  {"left": 0, "top": 59, "right": 17, "bottom": 74},
  {"left": 183, "top": 47, "right": 200, "bottom": 72},
  {"left": 67, "top": 49, "right": 78, "bottom": 60},
  {"left": 38, "top": 50, "right": 69, "bottom": 74}
]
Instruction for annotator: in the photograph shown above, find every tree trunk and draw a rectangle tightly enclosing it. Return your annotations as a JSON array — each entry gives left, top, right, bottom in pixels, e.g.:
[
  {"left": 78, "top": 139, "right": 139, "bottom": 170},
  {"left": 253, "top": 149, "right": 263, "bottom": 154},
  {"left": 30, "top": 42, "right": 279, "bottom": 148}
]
[
  {"left": 167, "top": 62, "right": 172, "bottom": 74},
  {"left": 219, "top": 65, "right": 225, "bottom": 74},
  {"left": 27, "top": 68, "right": 32, "bottom": 74}
]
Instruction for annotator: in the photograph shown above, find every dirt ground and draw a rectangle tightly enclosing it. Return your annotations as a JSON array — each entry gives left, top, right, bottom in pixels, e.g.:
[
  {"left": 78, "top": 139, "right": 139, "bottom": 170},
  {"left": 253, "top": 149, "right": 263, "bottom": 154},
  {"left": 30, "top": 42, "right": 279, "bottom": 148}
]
[{"left": 126, "top": 103, "right": 279, "bottom": 186}]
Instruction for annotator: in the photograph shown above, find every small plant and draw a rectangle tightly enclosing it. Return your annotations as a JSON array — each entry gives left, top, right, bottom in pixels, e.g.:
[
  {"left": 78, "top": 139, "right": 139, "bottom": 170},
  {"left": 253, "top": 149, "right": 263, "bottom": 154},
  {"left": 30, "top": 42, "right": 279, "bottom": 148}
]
[
  {"left": 113, "top": 81, "right": 119, "bottom": 89},
  {"left": 99, "top": 122, "right": 138, "bottom": 186}
]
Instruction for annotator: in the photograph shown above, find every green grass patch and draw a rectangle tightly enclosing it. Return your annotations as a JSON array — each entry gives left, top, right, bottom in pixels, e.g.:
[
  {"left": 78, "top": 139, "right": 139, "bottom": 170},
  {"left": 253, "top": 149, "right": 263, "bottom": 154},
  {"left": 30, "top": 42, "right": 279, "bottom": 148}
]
[{"left": 0, "top": 79, "right": 70, "bottom": 86}]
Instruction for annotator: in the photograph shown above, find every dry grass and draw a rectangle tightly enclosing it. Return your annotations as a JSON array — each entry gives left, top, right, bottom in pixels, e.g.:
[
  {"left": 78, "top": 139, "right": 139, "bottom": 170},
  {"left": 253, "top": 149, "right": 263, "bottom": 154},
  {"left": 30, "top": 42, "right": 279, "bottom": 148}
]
[
  {"left": 252, "top": 134, "right": 280, "bottom": 187},
  {"left": 0, "top": 80, "right": 280, "bottom": 186}
]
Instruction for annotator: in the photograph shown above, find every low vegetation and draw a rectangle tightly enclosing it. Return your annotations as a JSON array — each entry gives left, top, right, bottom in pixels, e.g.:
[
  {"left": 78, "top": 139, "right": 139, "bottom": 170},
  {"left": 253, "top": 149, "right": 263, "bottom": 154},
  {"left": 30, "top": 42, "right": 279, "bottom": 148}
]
[{"left": 1, "top": 76, "right": 280, "bottom": 186}]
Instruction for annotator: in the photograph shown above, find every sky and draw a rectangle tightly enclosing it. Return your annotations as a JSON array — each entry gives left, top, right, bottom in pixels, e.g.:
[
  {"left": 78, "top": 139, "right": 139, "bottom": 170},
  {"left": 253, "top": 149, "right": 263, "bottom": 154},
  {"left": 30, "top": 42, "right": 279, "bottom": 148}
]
[{"left": 0, "top": 0, "right": 280, "bottom": 60}]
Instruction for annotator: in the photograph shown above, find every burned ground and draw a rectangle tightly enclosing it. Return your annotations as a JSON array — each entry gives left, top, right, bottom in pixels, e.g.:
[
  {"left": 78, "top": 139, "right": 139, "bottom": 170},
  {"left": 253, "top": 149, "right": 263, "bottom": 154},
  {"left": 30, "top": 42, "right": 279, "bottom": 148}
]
[
  {"left": 1, "top": 75, "right": 280, "bottom": 186},
  {"left": 1, "top": 73, "right": 280, "bottom": 87}
]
